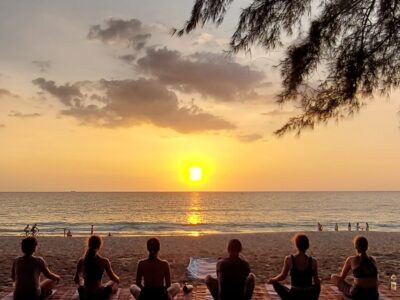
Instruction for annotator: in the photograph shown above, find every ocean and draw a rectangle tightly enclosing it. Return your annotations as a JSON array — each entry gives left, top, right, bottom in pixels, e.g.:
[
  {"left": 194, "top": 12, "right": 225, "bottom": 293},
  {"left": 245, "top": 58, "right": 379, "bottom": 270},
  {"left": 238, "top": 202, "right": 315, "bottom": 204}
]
[{"left": 0, "top": 192, "right": 398, "bottom": 236}]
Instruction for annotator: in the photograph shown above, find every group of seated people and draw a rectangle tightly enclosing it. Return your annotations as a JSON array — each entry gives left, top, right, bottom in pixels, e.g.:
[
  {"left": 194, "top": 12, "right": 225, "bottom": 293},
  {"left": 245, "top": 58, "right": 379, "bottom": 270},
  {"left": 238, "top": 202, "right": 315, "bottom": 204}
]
[{"left": 11, "top": 234, "right": 379, "bottom": 300}]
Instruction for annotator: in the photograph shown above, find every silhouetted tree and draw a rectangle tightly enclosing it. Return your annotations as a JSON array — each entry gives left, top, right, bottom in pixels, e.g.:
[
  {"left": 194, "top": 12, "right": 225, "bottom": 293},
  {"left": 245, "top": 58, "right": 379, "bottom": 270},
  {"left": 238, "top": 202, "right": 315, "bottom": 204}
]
[{"left": 175, "top": 0, "right": 400, "bottom": 135}]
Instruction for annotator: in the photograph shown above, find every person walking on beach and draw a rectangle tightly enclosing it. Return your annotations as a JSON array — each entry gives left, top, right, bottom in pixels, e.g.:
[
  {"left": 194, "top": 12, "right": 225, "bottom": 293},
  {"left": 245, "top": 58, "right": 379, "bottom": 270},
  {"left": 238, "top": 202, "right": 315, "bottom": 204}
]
[
  {"left": 356, "top": 223, "right": 360, "bottom": 231},
  {"left": 335, "top": 223, "right": 339, "bottom": 231},
  {"left": 24, "top": 224, "right": 30, "bottom": 236},
  {"left": 348, "top": 223, "right": 351, "bottom": 231},
  {"left": 205, "top": 239, "right": 255, "bottom": 300},
  {"left": 331, "top": 236, "right": 379, "bottom": 300},
  {"left": 90, "top": 225, "right": 94, "bottom": 235},
  {"left": 366, "top": 222, "right": 370, "bottom": 231},
  {"left": 12, "top": 237, "right": 60, "bottom": 300},
  {"left": 74, "top": 235, "right": 120, "bottom": 299},
  {"left": 268, "top": 233, "right": 320, "bottom": 300},
  {"left": 130, "top": 238, "right": 180, "bottom": 300},
  {"left": 317, "top": 222, "right": 323, "bottom": 232}
]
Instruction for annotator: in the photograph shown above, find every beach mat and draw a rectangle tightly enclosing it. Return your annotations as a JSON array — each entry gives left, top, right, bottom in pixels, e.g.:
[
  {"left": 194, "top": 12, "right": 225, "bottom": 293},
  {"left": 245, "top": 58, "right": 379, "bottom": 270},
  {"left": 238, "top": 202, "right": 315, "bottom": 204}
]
[
  {"left": 1, "top": 289, "right": 57, "bottom": 300},
  {"left": 71, "top": 288, "right": 120, "bottom": 300},
  {"left": 187, "top": 257, "right": 218, "bottom": 280},
  {"left": 329, "top": 285, "right": 393, "bottom": 300}
]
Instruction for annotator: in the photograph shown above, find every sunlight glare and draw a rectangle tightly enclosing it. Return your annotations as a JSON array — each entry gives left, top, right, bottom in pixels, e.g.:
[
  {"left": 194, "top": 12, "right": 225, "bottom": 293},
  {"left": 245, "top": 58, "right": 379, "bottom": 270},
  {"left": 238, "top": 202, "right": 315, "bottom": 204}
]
[{"left": 189, "top": 166, "right": 203, "bottom": 182}]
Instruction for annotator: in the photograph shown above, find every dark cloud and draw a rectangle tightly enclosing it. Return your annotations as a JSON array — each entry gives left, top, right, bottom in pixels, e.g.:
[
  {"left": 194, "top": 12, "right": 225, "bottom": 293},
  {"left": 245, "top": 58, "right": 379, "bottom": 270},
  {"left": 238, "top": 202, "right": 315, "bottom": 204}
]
[
  {"left": 137, "top": 47, "right": 265, "bottom": 101},
  {"left": 32, "top": 78, "right": 83, "bottom": 106},
  {"left": 8, "top": 111, "right": 41, "bottom": 118},
  {"left": 237, "top": 134, "right": 263, "bottom": 143},
  {"left": 32, "top": 60, "right": 51, "bottom": 73},
  {"left": 88, "top": 18, "right": 151, "bottom": 50},
  {"left": 34, "top": 77, "right": 235, "bottom": 134},
  {"left": 118, "top": 54, "right": 136, "bottom": 64}
]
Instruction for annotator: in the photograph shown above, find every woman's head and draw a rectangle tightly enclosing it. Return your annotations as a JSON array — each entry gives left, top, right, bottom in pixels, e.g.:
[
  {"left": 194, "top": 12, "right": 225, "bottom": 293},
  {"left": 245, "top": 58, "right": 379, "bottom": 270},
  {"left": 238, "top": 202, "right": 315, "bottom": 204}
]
[
  {"left": 292, "top": 233, "right": 310, "bottom": 253},
  {"left": 227, "top": 239, "right": 242, "bottom": 255},
  {"left": 85, "top": 235, "right": 103, "bottom": 257},
  {"left": 21, "top": 237, "right": 37, "bottom": 256},
  {"left": 353, "top": 235, "right": 368, "bottom": 254},
  {"left": 147, "top": 238, "right": 160, "bottom": 260}
]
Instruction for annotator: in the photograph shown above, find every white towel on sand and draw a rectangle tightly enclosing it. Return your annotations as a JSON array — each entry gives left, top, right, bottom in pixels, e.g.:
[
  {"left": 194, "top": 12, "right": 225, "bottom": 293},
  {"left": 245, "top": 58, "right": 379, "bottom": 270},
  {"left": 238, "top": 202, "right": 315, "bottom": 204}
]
[{"left": 187, "top": 257, "right": 218, "bottom": 280}]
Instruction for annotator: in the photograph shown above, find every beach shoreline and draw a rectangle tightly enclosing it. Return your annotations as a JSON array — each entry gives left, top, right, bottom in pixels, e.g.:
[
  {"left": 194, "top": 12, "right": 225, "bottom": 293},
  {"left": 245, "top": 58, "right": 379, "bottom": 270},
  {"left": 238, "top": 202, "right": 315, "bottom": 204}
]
[{"left": 0, "top": 232, "right": 399, "bottom": 297}]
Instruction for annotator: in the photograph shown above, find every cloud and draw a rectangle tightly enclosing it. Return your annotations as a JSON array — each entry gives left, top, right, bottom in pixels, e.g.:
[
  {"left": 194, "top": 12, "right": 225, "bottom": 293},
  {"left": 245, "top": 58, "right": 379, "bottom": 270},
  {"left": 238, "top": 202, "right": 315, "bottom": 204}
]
[
  {"left": 32, "top": 60, "right": 51, "bottom": 73},
  {"left": 192, "top": 32, "right": 227, "bottom": 47},
  {"left": 118, "top": 54, "right": 136, "bottom": 64},
  {"left": 8, "top": 111, "right": 41, "bottom": 118},
  {"left": 32, "top": 78, "right": 83, "bottom": 106},
  {"left": 34, "top": 77, "right": 235, "bottom": 133},
  {"left": 136, "top": 47, "right": 265, "bottom": 101},
  {"left": 0, "top": 88, "right": 18, "bottom": 98},
  {"left": 262, "top": 109, "right": 294, "bottom": 117},
  {"left": 237, "top": 134, "right": 263, "bottom": 143},
  {"left": 88, "top": 18, "right": 152, "bottom": 50}
]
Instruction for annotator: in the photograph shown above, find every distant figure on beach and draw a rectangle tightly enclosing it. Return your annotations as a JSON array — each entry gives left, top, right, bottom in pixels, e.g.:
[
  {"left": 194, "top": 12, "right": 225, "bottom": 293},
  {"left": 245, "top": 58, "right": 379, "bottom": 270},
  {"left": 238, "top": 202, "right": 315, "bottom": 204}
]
[
  {"left": 335, "top": 223, "right": 339, "bottom": 231},
  {"left": 67, "top": 230, "right": 72, "bottom": 237},
  {"left": 205, "top": 239, "right": 255, "bottom": 300},
  {"left": 108, "top": 232, "right": 112, "bottom": 237},
  {"left": 348, "top": 223, "right": 351, "bottom": 231},
  {"left": 24, "top": 224, "right": 30, "bottom": 236},
  {"left": 31, "top": 223, "right": 39, "bottom": 236},
  {"left": 317, "top": 222, "right": 323, "bottom": 232},
  {"left": 63, "top": 228, "right": 67, "bottom": 237},
  {"left": 90, "top": 225, "right": 94, "bottom": 235},
  {"left": 366, "top": 222, "right": 370, "bottom": 231},
  {"left": 269, "top": 233, "right": 320, "bottom": 300},
  {"left": 331, "top": 236, "right": 379, "bottom": 300},
  {"left": 130, "top": 238, "right": 180, "bottom": 300},
  {"left": 74, "top": 235, "right": 120, "bottom": 299},
  {"left": 12, "top": 237, "right": 60, "bottom": 300},
  {"left": 356, "top": 223, "right": 360, "bottom": 231}
]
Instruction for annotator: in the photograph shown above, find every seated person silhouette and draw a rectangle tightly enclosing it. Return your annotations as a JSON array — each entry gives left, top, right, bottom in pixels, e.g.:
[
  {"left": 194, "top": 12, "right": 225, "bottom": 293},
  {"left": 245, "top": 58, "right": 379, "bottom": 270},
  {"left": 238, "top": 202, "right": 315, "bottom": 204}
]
[
  {"left": 74, "top": 235, "right": 120, "bottom": 299},
  {"left": 268, "top": 233, "right": 320, "bottom": 300},
  {"left": 130, "top": 238, "right": 180, "bottom": 300},
  {"left": 11, "top": 237, "right": 60, "bottom": 300},
  {"left": 206, "top": 239, "right": 255, "bottom": 300},
  {"left": 331, "top": 235, "right": 379, "bottom": 300}
]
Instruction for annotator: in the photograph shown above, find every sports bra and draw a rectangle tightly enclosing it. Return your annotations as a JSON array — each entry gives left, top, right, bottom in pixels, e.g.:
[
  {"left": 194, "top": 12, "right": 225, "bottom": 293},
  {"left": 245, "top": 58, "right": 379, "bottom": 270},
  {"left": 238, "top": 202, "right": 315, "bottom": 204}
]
[
  {"left": 353, "top": 256, "right": 378, "bottom": 279},
  {"left": 290, "top": 255, "right": 314, "bottom": 288}
]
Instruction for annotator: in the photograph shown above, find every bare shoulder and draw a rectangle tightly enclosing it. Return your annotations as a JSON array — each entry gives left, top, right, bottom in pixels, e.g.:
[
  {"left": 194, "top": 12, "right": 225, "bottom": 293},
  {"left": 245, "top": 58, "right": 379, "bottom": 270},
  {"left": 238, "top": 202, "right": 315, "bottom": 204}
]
[{"left": 98, "top": 255, "right": 111, "bottom": 266}]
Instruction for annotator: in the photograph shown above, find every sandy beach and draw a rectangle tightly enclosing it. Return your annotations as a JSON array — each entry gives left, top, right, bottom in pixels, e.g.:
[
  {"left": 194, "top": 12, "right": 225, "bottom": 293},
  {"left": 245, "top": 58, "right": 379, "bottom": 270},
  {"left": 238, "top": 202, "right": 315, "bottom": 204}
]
[{"left": 0, "top": 232, "right": 399, "bottom": 297}]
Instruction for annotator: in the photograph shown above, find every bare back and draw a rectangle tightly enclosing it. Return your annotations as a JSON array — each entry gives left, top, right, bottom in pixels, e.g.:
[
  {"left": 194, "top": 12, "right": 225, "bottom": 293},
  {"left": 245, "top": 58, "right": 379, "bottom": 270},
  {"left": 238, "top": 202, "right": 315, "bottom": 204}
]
[{"left": 136, "top": 258, "right": 170, "bottom": 288}]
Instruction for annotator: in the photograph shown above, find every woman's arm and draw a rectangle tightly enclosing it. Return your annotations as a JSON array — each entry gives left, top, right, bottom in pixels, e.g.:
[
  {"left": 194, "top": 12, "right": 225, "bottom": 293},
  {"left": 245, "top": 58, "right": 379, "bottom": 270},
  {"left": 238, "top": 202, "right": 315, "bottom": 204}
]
[
  {"left": 74, "top": 259, "right": 83, "bottom": 285},
  {"left": 41, "top": 259, "right": 61, "bottom": 282},
  {"left": 268, "top": 256, "right": 290, "bottom": 283},
  {"left": 340, "top": 257, "right": 352, "bottom": 280},
  {"left": 136, "top": 261, "right": 143, "bottom": 289},
  {"left": 312, "top": 259, "right": 320, "bottom": 285},
  {"left": 11, "top": 260, "right": 16, "bottom": 282},
  {"left": 164, "top": 261, "right": 171, "bottom": 288},
  {"left": 104, "top": 258, "right": 120, "bottom": 284}
]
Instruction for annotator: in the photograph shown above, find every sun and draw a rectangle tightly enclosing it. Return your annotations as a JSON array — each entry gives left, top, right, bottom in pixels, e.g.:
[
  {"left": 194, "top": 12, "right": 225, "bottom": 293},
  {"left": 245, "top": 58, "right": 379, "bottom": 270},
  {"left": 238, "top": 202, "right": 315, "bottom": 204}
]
[{"left": 189, "top": 166, "right": 203, "bottom": 182}]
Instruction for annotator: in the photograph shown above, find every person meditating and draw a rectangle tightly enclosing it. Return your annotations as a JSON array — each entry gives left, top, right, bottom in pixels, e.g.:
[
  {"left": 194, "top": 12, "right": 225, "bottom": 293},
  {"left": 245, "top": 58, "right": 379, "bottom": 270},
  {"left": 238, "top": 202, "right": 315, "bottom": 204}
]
[
  {"left": 268, "top": 233, "right": 320, "bottom": 300},
  {"left": 74, "top": 235, "right": 120, "bottom": 300},
  {"left": 331, "top": 235, "right": 379, "bottom": 300},
  {"left": 130, "top": 238, "right": 180, "bottom": 300},
  {"left": 206, "top": 239, "right": 255, "bottom": 300},
  {"left": 11, "top": 237, "right": 60, "bottom": 300}
]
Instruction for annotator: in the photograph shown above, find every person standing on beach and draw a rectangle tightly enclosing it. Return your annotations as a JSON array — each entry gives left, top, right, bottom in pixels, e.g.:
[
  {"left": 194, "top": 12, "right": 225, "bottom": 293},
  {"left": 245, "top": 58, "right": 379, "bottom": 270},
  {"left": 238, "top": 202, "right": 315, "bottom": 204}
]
[
  {"left": 12, "top": 237, "right": 60, "bottom": 300},
  {"left": 366, "top": 222, "right": 370, "bottom": 231},
  {"left": 205, "top": 239, "right": 255, "bottom": 300},
  {"left": 90, "top": 225, "right": 94, "bottom": 235},
  {"left": 331, "top": 236, "right": 379, "bottom": 300},
  {"left": 356, "top": 223, "right": 360, "bottom": 231},
  {"left": 74, "top": 235, "right": 120, "bottom": 299},
  {"left": 335, "top": 223, "right": 339, "bottom": 231},
  {"left": 268, "top": 233, "right": 320, "bottom": 300},
  {"left": 130, "top": 238, "right": 180, "bottom": 300},
  {"left": 24, "top": 224, "right": 30, "bottom": 236},
  {"left": 348, "top": 223, "right": 352, "bottom": 231}
]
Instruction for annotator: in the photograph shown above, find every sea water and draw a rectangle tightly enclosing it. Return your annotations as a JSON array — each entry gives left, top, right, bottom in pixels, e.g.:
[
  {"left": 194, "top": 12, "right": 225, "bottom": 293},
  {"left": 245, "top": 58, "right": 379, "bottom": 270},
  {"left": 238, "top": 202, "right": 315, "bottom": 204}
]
[{"left": 0, "top": 192, "right": 398, "bottom": 236}]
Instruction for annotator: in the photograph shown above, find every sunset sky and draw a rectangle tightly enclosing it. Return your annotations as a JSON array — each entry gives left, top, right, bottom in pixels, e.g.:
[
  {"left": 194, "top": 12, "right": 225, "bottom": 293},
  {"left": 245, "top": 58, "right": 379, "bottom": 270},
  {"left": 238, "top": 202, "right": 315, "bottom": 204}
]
[{"left": 0, "top": 0, "right": 399, "bottom": 192}]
